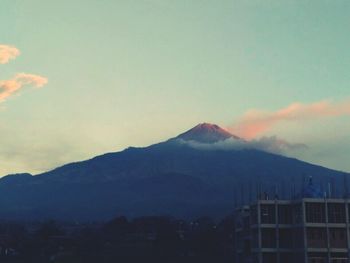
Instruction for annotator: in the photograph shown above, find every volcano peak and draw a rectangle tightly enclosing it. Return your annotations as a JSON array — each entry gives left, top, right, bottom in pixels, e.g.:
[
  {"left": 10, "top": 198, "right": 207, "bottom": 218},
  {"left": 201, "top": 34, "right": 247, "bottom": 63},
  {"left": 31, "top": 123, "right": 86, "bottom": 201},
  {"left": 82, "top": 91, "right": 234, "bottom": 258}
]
[{"left": 176, "top": 123, "right": 239, "bottom": 143}]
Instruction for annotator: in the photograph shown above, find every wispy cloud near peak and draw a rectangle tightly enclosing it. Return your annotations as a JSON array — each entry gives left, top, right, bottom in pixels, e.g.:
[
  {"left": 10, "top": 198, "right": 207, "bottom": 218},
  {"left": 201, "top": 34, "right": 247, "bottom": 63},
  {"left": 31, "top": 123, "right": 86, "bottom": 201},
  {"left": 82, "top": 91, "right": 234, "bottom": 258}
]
[
  {"left": 0, "top": 45, "right": 20, "bottom": 64},
  {"left": 176, "top": 136, "right": 307, "bottom": 155},
  {"left": 229, "top": 100, "right": 350, "bottom": 139}
]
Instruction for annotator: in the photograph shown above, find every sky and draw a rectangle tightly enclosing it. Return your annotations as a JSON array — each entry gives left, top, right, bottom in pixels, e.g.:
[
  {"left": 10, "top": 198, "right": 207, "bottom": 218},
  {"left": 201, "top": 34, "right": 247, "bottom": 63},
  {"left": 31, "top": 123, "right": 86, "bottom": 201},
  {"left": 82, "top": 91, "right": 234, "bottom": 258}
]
[{"left": 1, "top": 0, "right": 350, "bottom": 175}]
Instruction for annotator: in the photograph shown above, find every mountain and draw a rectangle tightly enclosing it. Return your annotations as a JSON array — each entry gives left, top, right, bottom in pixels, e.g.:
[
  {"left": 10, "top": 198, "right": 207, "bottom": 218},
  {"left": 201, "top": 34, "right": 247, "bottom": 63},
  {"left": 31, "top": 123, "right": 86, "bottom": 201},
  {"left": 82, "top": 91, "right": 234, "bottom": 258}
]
[{"left": 0, "top": 123, "right": 348, "bottom": 221}]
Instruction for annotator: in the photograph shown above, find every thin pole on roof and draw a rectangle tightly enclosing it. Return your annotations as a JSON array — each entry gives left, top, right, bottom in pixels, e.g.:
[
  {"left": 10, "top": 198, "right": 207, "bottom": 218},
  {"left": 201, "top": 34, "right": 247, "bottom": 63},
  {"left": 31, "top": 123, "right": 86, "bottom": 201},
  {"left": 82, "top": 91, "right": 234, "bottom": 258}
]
[
  {"left": 248, "top": 182, "right": 253, "bottom": 203},
  {"left": 331, "top": 177, "right": 336, "bottom": 198},
  {"left": 344, "top": 173, "right": 349, "bottom": 198}
]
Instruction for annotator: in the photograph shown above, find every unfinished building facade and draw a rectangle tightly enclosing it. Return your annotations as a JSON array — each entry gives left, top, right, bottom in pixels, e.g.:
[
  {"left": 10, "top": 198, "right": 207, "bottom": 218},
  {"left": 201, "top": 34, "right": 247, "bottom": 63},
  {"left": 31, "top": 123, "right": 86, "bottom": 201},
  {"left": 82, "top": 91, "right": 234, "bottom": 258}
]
[{"left": 235, "top": 196, "right": 350, "bottom": 263}]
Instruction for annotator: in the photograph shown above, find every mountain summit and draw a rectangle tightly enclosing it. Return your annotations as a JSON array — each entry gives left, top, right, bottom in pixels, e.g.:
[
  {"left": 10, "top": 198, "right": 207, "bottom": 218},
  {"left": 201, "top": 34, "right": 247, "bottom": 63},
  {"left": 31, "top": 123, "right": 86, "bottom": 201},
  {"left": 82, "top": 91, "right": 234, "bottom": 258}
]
[{"left": 176, "top": 123, "right": 239, "bottom": 143}]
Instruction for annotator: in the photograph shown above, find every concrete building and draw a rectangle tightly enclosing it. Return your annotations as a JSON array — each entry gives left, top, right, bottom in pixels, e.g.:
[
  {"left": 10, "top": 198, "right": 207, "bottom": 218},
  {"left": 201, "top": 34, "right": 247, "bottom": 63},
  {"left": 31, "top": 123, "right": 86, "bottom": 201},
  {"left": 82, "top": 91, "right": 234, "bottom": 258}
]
[{"left": 235, "top": 180, "right": 350, "bottom": 263}]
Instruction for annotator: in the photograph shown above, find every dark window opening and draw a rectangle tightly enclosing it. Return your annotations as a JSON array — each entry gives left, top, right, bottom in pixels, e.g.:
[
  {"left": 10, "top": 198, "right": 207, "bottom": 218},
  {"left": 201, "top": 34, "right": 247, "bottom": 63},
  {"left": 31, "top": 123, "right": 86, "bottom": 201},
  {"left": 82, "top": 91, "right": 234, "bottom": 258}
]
[
  {"left": 328, "top": 203, "right": 346, "bottom": 223},
  {"left": 260, "top": 205, "right": 275, "bottom": 224},
  {"left": 306, "top": 203, "right": 325, "bottom": 223}
]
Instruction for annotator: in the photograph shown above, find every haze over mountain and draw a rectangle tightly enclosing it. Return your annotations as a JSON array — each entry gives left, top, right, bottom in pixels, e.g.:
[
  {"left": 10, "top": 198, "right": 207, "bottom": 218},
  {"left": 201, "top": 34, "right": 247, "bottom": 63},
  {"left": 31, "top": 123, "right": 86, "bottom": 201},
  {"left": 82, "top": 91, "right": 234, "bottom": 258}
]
[{"left": 0, "top": 123, "right": 348, "bottom": 221}]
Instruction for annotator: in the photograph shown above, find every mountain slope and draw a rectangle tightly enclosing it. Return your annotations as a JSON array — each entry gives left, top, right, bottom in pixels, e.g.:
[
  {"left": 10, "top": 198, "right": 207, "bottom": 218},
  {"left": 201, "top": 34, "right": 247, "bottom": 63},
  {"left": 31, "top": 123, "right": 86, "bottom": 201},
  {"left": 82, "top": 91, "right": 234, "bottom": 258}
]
[{"left": 0, "top": 124, "right": 348, "bottom": 221}]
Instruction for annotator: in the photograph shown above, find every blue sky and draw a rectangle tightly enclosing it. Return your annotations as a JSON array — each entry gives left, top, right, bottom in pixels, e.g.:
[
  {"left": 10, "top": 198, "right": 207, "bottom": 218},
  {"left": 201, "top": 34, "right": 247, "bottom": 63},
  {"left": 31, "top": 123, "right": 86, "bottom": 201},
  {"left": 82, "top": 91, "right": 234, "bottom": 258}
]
[{"left": 1, "top": 0, "right": 350, "bottom": 175}]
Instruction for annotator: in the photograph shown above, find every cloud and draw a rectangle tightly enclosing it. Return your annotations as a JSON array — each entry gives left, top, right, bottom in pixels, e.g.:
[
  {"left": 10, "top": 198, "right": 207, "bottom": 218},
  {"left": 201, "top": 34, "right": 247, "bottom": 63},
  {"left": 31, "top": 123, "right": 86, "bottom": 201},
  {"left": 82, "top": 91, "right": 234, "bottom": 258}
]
[
  {"left": 176, "top": 136, "right": 308, "bottom": 155},
  {"left": 14, "top": 73, "right": 48, "bottom": 87},
  {"left": 0, "top": 73, "right": 48, "bottom": 102},
  {"left": 0, "top": 45, "right": 20, "bottom": 64},
  {"left": 229, "top": 100, "right": 350, "bottom": 139},
  {"left": 248, "top": 136, "right": 308, "bottom": 154}
]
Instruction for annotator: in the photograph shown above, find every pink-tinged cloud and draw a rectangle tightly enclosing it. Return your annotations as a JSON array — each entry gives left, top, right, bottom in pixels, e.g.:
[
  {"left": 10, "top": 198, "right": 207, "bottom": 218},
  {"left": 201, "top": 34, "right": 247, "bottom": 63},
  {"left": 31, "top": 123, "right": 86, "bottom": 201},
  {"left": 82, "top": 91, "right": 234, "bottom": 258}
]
[
  {"left": 14, "top": 73, "right": 48, "bottom": 87},
  {"left": 0, "top": 73, "right": 48, "bottom": 102},
  {"left": 0, "top": 45, "right": 20, "bottom": 64},
  {"left": 229, "top": 100, "right": 350, "bottom": 139}
]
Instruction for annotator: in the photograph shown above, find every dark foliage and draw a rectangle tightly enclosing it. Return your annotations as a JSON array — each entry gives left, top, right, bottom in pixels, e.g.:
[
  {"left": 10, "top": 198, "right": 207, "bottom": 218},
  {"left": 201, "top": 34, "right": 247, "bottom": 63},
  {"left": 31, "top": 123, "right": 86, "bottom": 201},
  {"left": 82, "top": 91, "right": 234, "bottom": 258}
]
[{"left": 0, "top": 216, "right": 235, "bottom": 263}]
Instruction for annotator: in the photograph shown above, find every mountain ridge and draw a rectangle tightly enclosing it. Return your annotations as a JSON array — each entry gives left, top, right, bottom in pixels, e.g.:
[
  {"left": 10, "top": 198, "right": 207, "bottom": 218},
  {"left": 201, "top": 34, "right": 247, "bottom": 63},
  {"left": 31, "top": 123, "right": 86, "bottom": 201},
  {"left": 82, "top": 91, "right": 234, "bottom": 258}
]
[{"left": 0, "top": 123, "right": 348, "bottom": 220}]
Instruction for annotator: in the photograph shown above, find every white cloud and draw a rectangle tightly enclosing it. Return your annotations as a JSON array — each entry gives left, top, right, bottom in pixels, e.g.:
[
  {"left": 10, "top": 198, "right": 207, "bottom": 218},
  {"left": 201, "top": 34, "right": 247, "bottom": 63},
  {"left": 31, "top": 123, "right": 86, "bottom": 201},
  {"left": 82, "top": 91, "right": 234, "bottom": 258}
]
[
  {"left": 0, "top": 45, "right": 20, "bottom": 64},
  {"left": 176, "top": 136, "right": 308, "bottom": 155}
]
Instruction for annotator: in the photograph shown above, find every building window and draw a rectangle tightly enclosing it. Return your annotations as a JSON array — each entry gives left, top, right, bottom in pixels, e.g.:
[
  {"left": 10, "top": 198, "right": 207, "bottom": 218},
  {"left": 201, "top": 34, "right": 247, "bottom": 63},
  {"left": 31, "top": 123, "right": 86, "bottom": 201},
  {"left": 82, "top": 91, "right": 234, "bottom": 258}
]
[
  {"left": 279, "top": 229, "right": 294, "bottom": 248},
  {"left": 262, "top": 252, "right": 277, "bottom": 263},
  {"left": 329, "top": 228, "right": 347, "bottom": 248},
  {"left": 309, "top": 258, "right": 326, "bottom": 263},
  {"left": 328, "top": 203, "right": 346, "bottom": 223},
  {"left": 306, "top": 203, "right": 325, "bottom": 223},
  {"left": 261, "top": 228, "right": 276, "bottom": 248},
  {"left": 278, "top": 204, "right": 293, "bottom": 224},
  {"left": 307, "top": 228, "right": 327, "bottom": 248},
  {"left": 308, "top": 252, "right": 327, "bottom": 263},
  {"left": 260, "top": 205, "right": 275, "bottom": 224},
  {"left": 330, "top": 258, "right": 348, "bottom": 263}
]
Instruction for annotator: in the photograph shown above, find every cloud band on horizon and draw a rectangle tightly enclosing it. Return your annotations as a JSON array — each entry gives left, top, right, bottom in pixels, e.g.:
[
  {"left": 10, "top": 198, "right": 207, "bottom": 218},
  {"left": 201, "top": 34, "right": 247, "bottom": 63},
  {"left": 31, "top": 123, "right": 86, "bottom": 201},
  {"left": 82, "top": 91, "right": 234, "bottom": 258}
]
[
  {"left": 0, "top": 45, "right": 20, "bottom": 64},
  {"left": 229, "top": 100, "right": 350, "bottom": 139}
]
